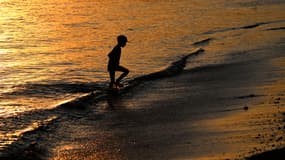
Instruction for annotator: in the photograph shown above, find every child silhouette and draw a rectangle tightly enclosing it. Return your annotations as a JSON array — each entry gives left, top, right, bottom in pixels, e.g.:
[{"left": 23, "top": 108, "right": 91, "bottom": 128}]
[{"left": 107, "top": 35, "right": 129, "bottom": 89}]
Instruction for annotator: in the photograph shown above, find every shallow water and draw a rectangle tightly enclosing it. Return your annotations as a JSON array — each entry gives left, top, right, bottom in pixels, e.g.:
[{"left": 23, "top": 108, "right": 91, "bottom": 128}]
[{"left": 0, "top": 0, "right": 285, "bottom": 154}]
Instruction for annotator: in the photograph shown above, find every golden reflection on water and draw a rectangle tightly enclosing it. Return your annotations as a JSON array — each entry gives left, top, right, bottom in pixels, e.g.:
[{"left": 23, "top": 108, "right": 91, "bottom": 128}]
[
  {"left": 1, "top": 0, "right": 285, "bottom": 84},
  {"left": 1, "top": 0, "right": 285, "bottom": 159},
  {"left": 0, "top": 0, "right": 112, "bottom": 118}
]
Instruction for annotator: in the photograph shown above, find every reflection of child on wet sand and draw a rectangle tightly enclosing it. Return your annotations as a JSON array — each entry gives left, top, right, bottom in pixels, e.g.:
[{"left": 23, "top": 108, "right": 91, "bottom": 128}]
[{"left": 107, "top": 35, "right": 129, "bottom": 89}]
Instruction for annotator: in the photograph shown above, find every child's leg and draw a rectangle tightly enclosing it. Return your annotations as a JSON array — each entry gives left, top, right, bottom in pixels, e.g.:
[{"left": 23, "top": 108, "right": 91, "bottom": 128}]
[
  {"left": 109, "top": 71, "right": 115, "bottom": 88},
  {"left": 115, "top": 66, "right": 129, "bottom": 86}
]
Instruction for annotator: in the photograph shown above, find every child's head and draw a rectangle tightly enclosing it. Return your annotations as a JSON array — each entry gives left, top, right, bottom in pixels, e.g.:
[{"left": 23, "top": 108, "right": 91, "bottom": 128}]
[{"left": 117, "top": 35, "right": 128, "bottom": 47}]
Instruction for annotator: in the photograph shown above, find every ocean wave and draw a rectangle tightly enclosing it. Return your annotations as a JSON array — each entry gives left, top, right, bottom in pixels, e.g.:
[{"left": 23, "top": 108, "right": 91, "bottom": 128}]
[
  {"left": 266, "top": 27, "right": 285, "bottom": 31},
  {"left": 133, "top": 48, "right": 204, "bottom": 82},
  {"left": 202, "top": 20, "right": 285, "bottom": 35},
  {"left": 4, "top": 82, "right": 103, "bottom": 97},
  {"left": 192, "top": 38, "right": 213, "bottom": 47}
]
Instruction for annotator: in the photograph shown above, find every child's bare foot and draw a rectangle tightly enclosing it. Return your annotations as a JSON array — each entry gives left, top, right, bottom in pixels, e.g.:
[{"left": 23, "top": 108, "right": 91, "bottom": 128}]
[{"left": 115, "top": 82, "right": 124, "bottom": 88}]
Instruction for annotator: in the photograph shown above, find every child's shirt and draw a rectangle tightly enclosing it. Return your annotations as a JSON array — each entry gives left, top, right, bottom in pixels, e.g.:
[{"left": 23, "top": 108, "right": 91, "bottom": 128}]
[{"left": 107, "top": 45, "right": 121, "bottom": 71}]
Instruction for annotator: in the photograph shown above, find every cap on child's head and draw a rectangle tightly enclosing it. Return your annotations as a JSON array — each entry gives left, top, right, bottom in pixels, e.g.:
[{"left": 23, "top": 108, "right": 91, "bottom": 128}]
[{"left": 117, "top": 35, "right": 128, "bottom": 43}]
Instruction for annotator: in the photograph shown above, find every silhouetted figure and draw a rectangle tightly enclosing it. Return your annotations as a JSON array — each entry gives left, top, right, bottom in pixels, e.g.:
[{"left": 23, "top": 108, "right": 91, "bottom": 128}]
[{"left": 107, "top": 35, "right": 129, "bottom": 89}]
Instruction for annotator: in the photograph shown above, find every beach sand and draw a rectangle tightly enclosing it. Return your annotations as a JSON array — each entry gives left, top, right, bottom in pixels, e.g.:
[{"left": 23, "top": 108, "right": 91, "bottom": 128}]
[
  {"left": 38, "top": 47, "right": 285, "bottom": 160},
  {"left": 3, "top": 47, "right": 285, "bottom": 160}
]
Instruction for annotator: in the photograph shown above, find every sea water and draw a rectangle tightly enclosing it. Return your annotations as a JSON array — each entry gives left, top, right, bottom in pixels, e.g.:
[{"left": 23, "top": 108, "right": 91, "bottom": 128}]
[{"left": 0, "top": 0, "right": 285, "bottom": 153}]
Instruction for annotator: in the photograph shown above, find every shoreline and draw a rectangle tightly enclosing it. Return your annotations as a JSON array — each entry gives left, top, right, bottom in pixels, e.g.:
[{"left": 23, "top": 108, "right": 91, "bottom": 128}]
[{"left": 1, "top": 50, "right": 285, "bottom": 160}]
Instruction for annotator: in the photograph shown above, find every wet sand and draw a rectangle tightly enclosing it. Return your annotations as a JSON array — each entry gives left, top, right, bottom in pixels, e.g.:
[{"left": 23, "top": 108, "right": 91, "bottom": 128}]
[{"left": 46, "top": 49, "right": 285, "bottom": 160}]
